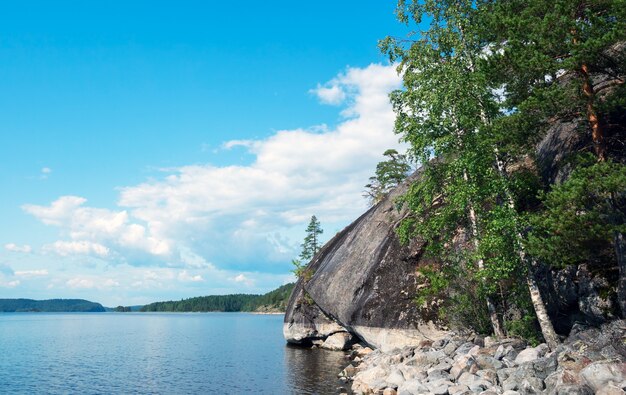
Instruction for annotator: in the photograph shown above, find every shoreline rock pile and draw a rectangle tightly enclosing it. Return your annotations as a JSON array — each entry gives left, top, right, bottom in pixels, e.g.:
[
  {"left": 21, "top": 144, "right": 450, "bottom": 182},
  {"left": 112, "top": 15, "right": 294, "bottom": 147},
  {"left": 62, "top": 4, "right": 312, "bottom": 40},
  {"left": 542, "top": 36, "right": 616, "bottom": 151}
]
[{"left": 338, "top": 320, "right": 626, "bottom": 395}]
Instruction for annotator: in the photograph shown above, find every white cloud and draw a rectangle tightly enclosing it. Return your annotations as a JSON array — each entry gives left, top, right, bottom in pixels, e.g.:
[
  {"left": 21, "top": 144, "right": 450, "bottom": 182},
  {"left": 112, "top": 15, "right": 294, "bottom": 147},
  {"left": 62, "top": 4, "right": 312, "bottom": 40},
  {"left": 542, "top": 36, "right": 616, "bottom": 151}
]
[
  {"left": 4, "top": 243, "right": 32, "bottom": 253},
  {"left": 233, "top": 273, "right": 255, "bottom": 287},
  {"left": 44, "top": 240, "right": 110, "bottom": 257},
  {"left": 178, "top": 270, "right": 204, "bottom": 282},
  {"left": 66, "top": 276, "right": 119, "bottom": 289},
  {"left": 24, "top": 197, "right": 171, "bottom": 260},
  {"left": 15, "top": 269, "right": 48, "bottom": 277},
  {"left": 23, "top": 63, "right": 405, "bottom": 275},
  {"left": 310, "top": 83, "right": 346, "bottom": 105},
  {"left": 40, "top": 167, "right": 52, "bottom": 179},
  {"left": 0, "top": 279, "right": 20, "bottom": 288}
]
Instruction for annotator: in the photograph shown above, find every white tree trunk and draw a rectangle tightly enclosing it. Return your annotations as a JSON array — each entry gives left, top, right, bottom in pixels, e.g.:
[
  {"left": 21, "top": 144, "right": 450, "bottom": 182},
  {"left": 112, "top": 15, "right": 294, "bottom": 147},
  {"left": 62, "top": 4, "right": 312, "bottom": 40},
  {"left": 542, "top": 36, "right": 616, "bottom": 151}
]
[
  {"left": 493, "top": 150, "right": 560, "bottom": 350},
  {"left": 463, "top": 171, "right": 506, "bottom": 338},
  {"left": 616, "top": 231, "right": 626, "bottom": 318}
]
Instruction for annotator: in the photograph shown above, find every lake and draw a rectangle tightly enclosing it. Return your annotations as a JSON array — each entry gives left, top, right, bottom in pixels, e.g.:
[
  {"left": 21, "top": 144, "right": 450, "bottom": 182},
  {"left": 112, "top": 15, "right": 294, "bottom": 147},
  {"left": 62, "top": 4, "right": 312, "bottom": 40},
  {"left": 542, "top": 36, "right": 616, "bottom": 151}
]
[{"left": 0, "top": 312, "right": 350, "bottom": 394}]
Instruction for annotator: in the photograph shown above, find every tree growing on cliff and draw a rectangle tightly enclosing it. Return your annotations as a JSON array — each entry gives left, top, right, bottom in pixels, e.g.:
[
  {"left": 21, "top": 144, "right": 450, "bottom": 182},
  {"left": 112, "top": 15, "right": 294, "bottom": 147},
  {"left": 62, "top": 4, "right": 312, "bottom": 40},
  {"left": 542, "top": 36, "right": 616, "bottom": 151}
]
[
  {"left": 528, "top": 159, "right": 626, "bottom": 316},
  {"left": 292, "top": 215, "right": 324, "bottom": 279},
  {"left": 364, "top": 149, "right": 412, "bottom": 205},
  {"left": 480, "top": 0, "right": 626, "bottom": 318},
  {"left": 382, "top": 0, "right": 560, "bottom": 347}
]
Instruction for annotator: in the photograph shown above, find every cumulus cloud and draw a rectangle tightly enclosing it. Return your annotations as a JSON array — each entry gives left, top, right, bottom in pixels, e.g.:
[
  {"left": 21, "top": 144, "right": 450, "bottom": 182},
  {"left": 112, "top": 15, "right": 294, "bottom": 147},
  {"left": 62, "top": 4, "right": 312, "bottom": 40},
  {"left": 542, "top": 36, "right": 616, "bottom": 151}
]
[
  {"left": 23, "top": 63, "right": 404, "bottom": 275},
  {"left": 66, "top": 276, "right": 119, "bottom": 289},
  {"left": 24, "top": 196, "right": 171, "bottom": 261},
  {"left": 15, "top": 269, "right": 49, "bottom": 277},
  {"left": 44, "top": 240, "right": 110, "bottom": 257},
  {"left": 0, "top": 279, "right": 20, "bottom": 288},
  {"left": 233, "top": 273, "right": 255, "bottom": 287},
  {"left": 310, "top": 83, "right": 346, "bottom": 105},
  {"left": 4, "top": 243, "right": 32, "bottom": 253},
  {"left": 178, "top": 270, "right": 204, "bottom": 282}
]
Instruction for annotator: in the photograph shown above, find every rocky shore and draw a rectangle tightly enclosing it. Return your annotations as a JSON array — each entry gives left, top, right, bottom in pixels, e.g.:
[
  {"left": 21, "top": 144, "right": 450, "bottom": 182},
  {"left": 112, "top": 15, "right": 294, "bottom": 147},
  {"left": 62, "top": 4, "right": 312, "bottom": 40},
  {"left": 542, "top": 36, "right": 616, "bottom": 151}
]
[{"left": 337, "top": 320, "right": 626, "bottom": 395}]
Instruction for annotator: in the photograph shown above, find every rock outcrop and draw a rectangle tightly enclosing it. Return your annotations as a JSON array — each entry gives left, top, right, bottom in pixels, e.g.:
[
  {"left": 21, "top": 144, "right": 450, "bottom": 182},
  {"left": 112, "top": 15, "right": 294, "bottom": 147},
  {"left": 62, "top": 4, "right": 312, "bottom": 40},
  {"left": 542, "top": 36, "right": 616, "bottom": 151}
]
[
  {"left": 283, "top": 65, "right": 625, "bottom": 353},
  {"left": 283, "top": 169, "right": 451, "bottom": 352}
]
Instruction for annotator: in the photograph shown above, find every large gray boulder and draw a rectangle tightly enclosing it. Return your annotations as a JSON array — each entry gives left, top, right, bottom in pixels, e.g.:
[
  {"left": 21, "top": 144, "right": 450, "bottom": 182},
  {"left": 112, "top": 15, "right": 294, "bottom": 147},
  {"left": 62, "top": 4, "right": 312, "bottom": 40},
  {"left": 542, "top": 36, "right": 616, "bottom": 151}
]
[{"left": 284, "top": 171, "right": 450, "bottom": 352}]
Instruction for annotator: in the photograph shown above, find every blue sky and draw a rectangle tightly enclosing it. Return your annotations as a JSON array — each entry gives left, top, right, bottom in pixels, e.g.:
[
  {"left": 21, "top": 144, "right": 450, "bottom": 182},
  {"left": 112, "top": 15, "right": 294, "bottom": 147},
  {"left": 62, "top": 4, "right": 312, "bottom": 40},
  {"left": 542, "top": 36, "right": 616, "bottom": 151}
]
[{"left": 0, "top": 1, "right": 411, "bottom": 306}]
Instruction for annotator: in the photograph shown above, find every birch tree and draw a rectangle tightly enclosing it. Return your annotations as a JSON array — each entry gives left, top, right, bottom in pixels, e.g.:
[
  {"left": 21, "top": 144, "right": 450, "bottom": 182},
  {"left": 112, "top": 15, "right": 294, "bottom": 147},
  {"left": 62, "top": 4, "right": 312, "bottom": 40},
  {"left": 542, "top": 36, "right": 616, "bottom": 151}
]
[{"left": 382, "top": 0, "right": 560, "bottom": 346}]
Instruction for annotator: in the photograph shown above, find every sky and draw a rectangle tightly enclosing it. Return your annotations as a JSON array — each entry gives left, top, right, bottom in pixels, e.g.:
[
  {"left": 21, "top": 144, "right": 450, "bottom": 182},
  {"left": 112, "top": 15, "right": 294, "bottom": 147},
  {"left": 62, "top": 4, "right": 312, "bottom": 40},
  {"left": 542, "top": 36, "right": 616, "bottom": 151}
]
[{"left": 0, "top": 1, "right": 412, "bottom": 306}]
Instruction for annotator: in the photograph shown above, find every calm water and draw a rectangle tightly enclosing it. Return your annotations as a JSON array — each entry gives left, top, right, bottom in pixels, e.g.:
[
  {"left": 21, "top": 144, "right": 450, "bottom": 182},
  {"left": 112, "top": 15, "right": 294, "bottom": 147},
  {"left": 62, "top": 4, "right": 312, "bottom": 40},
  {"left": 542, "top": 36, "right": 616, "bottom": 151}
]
[{"left": 0, "top": 313, "right": 350, "bottom": 394}]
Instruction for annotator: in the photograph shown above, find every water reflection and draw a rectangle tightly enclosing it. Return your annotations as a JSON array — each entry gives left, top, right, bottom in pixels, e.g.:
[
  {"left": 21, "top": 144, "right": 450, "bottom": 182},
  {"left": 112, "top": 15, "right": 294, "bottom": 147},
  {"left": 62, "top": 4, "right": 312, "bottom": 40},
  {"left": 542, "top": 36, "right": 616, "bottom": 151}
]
[{"left": 284, "top": 344, "right": 352, "bottom": 395}]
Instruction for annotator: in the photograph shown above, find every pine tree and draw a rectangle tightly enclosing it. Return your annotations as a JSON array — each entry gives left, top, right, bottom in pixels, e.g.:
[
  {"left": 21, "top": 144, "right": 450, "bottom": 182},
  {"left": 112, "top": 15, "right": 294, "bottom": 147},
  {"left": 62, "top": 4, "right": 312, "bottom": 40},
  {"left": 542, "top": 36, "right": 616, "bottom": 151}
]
[
  {"left": 292, "top": 216, "right": 324, "bottom": 280},
  {"left": 300, "top": 215, "right": 323, "bottom": 262},
  {"left": 481, "top": 0, "right": 626, "bottom": 318},
  {"left": 364, "top": 149, "right": 412, "bottom": 205}
]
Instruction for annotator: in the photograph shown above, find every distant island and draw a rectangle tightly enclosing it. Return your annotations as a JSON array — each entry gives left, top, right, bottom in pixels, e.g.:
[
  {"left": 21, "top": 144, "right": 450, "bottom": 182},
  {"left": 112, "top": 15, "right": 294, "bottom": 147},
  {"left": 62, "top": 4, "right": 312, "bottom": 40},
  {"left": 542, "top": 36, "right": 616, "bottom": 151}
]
[
  {"left": 0, "top": 298, "right": 105, "bottom": 312},
  {"left": 104, "top": 305, "right": 144, "bottom": 312},
  {"left": 141, "top": 283, "right": 294, "bottom": 313}
]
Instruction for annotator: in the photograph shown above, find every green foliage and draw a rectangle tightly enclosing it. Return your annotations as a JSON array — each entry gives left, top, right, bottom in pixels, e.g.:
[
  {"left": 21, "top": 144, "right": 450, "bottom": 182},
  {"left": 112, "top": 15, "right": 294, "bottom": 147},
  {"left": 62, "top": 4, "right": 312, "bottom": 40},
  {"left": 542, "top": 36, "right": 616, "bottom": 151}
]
[
  {"left": 481, "top": 0, "right": 626, "bottom": 150},
  {"left": 382, "top": 0, "right": 537, "bottom": 335},
  {"left": 291, "top": 259, "right": 313, "bottom": 281},
  {"left": 292, "top": 215, "right": 324, "bottom": 281},
  {"left": 527, "top": 159, "right": 626, "bottom": 267},
  {"left": 299, "top": 215, "right": 323, "bottom": 263},
  {"left": 140, "top": 283, "right": 295, "bottom": 312},
  {"left": 0, "top": 298, "right": 105, "bottom": 312},
  {"left": 364, "top": 149, "right": 412, "bottom": 205},
  {"left": 506, "top": 314, "right": 542, "bottom": 346}
]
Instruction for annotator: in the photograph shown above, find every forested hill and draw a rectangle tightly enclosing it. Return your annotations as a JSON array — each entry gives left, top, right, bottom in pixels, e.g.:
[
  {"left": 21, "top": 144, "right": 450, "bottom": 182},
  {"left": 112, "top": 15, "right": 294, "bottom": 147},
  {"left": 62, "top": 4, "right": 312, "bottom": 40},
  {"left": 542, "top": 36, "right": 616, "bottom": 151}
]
[
  {"left": 0, "top": 298, "right": 105, "bottom": 312},
  {"left": 141, "top": 283, "right": 295, "bottom": 312}
]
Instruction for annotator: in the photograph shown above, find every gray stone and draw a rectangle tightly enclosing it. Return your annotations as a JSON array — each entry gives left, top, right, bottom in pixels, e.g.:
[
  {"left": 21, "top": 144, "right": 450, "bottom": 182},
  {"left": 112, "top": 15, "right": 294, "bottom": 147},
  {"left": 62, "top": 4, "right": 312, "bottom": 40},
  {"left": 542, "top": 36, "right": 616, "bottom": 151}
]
[
  {"left": 544, "top": 369, "right": 592, "bottom": 395},
  {"left": 484, "top": 336, "right": 497, "bottom": 348},
  {"left": 514, "top": 347, "right": 541, "bottom": 364},
  {"left": 427, "top": 379, "right": 453, "bottom": 395},
  {"left": 596, "top": 384, "right": 626, "bottom": 395},
  {"left": 495, "top": 345, "right": 518, "bottom": 361},
  {"left": 444, "top": 341, "right": 460, "bottom": 356},
  {"left": 386, "top": 369, "right": 406, "bottom": 387},
  {"left": 580, "top": 360, "right": 626, "bottom": 392},
  {"left": 497, "top": 367, "right": 517, "bottom": 384},
  {"left": 448, "top": 384, "right": 469, "bottom": 394},
  {"left": 396, "top": 379, "right": 430, "bottom": 395},
  {"left": 429, "top": 361, "right": 452, "bottom": 372},
  {"left": 476, "top": 355, "right": 504, "bottom": 371},
  {"left": 321, "top": 331, "right": 353, "bottom": 351},
  {"left": 427, "top": 368, "right": 451, "bottom": 382},
  {"left": 468, "top": 379, "right": 491, "bottom": 392},
  {"left": 455, "top": 342, "right": 476, "bottom": 356},
  {"left": 450, "top": 355, "right": 476, "bottom": 380},
  {"left": 502, "top": 391, "right": 520, "bottom": 395},
  {"left": 475, "top": 369, "right": 497, "bottom": 384},
  {"left": 520, "top": 377, "right": 544, "bottom": 393},
  {"left": 383, "top": 388, "right": 398, "bottom": 395},
  {"left": 532, "top": 353, "right": 558, "bottom": 380}
]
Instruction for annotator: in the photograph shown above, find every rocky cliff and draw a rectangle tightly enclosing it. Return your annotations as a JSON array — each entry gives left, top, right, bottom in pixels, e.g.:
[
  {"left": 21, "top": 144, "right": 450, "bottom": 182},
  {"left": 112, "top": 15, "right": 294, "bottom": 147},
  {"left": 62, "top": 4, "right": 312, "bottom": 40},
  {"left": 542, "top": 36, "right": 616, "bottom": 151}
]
[
  {"left": 283, "top": 168, "right": 450, "bottom": 352},
  {"left": 283, "top": 71, "right": 625, "bottom": 352}
]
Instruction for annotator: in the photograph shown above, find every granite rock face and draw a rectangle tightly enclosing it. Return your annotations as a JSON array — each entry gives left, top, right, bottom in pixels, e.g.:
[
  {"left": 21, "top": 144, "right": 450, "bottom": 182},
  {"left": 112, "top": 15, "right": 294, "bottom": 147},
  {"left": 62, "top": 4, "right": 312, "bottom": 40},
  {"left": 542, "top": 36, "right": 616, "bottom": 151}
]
[
  {"left": 283, "top": 66, "right": 625, "bottom": 350},
  {"left": 284, "top": 170, "right": 450, "bottom": 351}
]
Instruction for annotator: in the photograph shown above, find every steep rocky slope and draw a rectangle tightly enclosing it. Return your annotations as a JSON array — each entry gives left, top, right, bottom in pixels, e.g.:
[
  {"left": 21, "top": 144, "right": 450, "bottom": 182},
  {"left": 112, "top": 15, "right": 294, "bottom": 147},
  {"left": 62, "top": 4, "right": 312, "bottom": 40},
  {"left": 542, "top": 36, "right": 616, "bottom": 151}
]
[{"left": 284, "top": 105, "right": 624, "bottom": 352}]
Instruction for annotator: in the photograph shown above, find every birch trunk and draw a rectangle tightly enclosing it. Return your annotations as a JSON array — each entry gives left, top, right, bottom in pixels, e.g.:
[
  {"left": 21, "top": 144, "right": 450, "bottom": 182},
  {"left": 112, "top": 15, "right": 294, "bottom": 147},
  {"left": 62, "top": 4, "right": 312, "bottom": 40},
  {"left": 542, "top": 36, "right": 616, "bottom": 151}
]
[
  {"left": 616, "top": 231, "right": 626, "bottom": 318},
  {"left": 463, "top": 170, "right": 506, "bottom": 338},
  {"left": 492, "top": 150, "right": 560, "bottom": 350}
]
